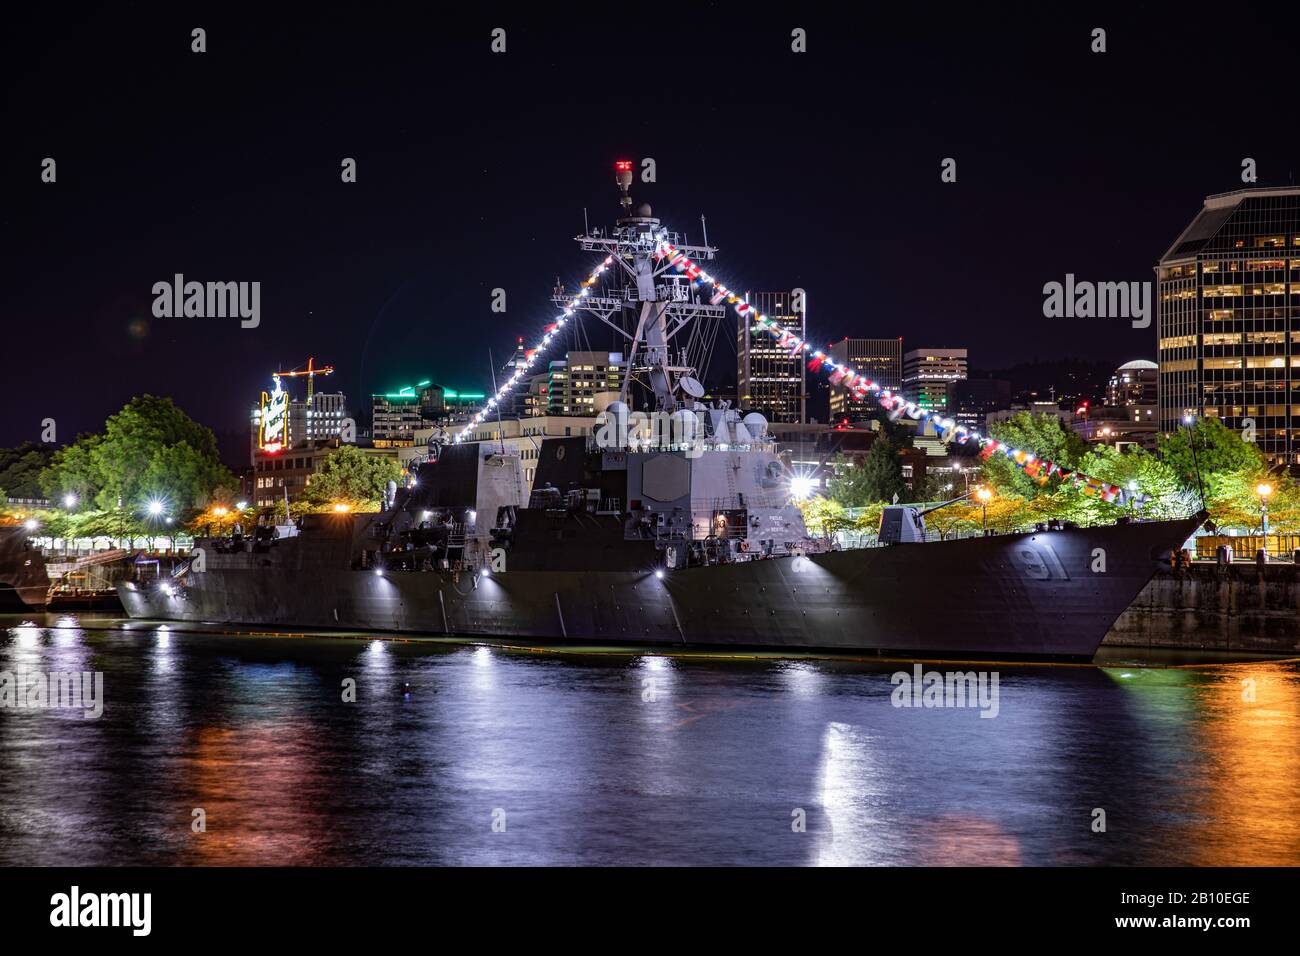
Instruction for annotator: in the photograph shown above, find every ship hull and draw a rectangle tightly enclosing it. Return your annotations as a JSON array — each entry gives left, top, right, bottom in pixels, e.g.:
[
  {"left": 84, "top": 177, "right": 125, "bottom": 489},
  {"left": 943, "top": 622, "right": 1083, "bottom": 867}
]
[
  {"left": 117, "top": 516, "right": 1202, "bottom": 660},
  {"left": 0, "top": 526, "right": 50, "bottom": 612}
]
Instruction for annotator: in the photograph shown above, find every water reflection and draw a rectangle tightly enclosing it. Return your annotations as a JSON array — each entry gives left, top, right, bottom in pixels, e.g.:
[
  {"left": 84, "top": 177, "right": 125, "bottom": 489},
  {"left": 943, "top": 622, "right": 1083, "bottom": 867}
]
[{"left": 1, "top": 613, "right": 1298, "bottom": 866}]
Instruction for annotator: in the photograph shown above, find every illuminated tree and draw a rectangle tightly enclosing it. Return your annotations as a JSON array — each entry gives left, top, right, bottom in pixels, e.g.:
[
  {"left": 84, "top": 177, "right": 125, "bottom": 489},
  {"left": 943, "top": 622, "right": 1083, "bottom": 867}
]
[
  {"left": 982, "top": 412, "right": 1088, "bottom": 498},
  {"left": 302, "top": 446, "right": 402, "bottom": 511},
  {"left": 799, "top": 496, "right": 852, "bottom": 538}
]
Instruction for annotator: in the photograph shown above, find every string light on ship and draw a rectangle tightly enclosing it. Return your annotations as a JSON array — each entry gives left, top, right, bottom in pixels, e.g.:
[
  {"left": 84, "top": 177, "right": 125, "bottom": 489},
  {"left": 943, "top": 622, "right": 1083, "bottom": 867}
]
[{"left": 456, "top": 255, "right": 616, "bottom": 443}]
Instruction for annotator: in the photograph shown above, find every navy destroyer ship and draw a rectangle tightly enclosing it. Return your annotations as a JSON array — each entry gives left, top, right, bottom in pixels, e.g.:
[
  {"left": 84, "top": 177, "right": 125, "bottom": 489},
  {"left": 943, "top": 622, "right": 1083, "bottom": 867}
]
[{"left": 118, "top": 170, "right": 1203, "bottom": 659}]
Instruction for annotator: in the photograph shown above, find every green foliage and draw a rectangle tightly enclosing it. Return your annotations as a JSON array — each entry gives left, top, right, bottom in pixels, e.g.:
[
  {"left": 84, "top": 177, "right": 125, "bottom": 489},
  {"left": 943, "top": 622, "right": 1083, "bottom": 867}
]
[
  {"left": 826, "top": 453, "right": 875, "bottom": 507},
  {"left": 799, "top": 496, "right": 852, "bottom": 538},
  {"left": 0, "top": 443, "right": 55, "bottom": 499},
  {"left": 1075, "top": 445, "right": 1195, "bottom": 522},
  {"left": 40, "top": 396, "right": 234, "bottom": 512},
  {"left": 302, "top": 445, "right": 402, "bottom": 510},
  {"left": 854, "top": 437, "right": 907, "bottom": 504},
  {"left": 1158, "top": 417, "right": 1265, "bottom": 494},
  {"left": 983, "top": 412, "right": 1088, "bottom": 498}
]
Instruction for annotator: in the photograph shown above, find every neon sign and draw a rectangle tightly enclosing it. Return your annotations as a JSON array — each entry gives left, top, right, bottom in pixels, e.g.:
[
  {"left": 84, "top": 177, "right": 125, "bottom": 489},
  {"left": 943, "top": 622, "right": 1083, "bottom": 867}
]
[{"left": 260, "top": 374, "right": 288, "bottom": 453}]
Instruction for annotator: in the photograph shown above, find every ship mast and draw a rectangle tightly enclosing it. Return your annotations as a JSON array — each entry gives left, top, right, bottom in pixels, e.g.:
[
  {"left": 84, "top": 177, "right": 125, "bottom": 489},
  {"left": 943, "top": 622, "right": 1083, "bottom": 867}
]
[{"left": 553, "top": 161, "right": 724, "bottom": 412}]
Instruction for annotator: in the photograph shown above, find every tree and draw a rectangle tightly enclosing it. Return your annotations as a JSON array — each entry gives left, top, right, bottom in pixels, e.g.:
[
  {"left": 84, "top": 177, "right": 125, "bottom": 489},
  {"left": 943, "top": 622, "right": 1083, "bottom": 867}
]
[
  {"left": 799, "top": 496, "right": 852, "bottom": 538},
  {"left": 41, "top": 396, "right": 234, "bottom": 512},
  {"left": 1158, "top": 417, "right": 1265, "bottom": 490},
  {"left": 302, "top": 446, "right": 402, "bottom": 510},
  {"left": 856, "top": 437, "right": 907, "bottom": 504},
  {"left": 826, "top": 453, "right": 875, "bottom": 507},
  {"left": 0, "top": 443, "right": 55, "bottom": 499},
  {"left": 40, "top": 434, "right": 103, "bottom": 504},
  {"left": 983, "top": 412, "right": 1088, "bottom": 498},
  {"left": 1076, "top": 445, "right": 1196, "bottom": 523}
]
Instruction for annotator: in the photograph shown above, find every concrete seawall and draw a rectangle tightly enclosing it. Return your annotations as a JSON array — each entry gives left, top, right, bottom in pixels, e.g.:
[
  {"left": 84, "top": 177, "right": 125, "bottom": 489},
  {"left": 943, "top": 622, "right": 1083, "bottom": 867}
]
[{"left": 1105, "top": 564, "right": 1300, "bottom": 654}]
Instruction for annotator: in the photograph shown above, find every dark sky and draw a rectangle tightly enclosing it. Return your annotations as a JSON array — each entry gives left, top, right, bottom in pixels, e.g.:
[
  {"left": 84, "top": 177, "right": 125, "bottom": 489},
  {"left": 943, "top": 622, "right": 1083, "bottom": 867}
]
[{"left": 5, "top": 4, "right": 1299, "bottom": 465}]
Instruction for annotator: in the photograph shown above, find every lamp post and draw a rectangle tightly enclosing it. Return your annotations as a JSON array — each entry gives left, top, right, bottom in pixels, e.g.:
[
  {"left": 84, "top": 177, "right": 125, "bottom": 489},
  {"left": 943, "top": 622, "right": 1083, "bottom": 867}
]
[
  {"left": 976, "top": 486, "right": 992, "bottom": 536},
  {"left": 1257, "top": 482, "right": 1273, "bottom": 560}
]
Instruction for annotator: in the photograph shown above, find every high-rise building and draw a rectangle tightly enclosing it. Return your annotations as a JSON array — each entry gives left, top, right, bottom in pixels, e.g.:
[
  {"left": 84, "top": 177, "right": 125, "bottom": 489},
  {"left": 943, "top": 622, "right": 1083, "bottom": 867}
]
[
  {"left": 949, "top": 377, "right": 1011, "bottom": 431},
  {"left": 1157, "top": 186, "right": 1300, "bottom": 463},
  {"left": 827, "top": 337, "right": 903, "bottom": 422},
  {"left": 737, "top": 292, "right": 806, "bottom": 423},
  {"left": 289, "top": 392, "right": 347, "bottom": 447},
  {"left": 903, "top": 348, "right": 968, "bottom": 413},
  {"left": 543, "top": 351, "right": 625, "bottom": 415},
  {"left": 1107, "top": 359, "right": 1158, "bottom": 407}
]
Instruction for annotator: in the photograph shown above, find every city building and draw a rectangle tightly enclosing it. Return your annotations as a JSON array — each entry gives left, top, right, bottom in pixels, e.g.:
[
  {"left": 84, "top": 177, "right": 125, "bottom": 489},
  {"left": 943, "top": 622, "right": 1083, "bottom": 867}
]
[
  {"left": 370, "top": 387, "right": 426, "bottom": 447},
  {"left": 903, "top": 348, "right": 968, "bottom": 413},
  {"left": 1070, "top": 408, "right": 1159, "bottom": 452},
  {"left": 949, "top": 377, "right": 1011, "bottom": 431},
  {"left": 1156, "top": 186, "right": 1300, "bottom": 464},
  {"left": 986, "top": 401, "right": 1073, "bottom": 431},
  {"left": 1107, "top": 359, "right": 1158, "bottom": 407},
  {"left": 290, "top": 391, "right": 348, "bottom": 446},
  {"left": 827, "top": 337, "right": 903, "bottom": 422},
  {"left": 418, "top": 383, "right": 484, "bottom": 425},
  {"left": 250, "top": 372, "right": 350, "bottom": 465},
  {"left": 737, "top": 292, "right": 806, "bottom": 423},
  {"left": 543, "top": 351, "right": 625, "bottom": 416}
]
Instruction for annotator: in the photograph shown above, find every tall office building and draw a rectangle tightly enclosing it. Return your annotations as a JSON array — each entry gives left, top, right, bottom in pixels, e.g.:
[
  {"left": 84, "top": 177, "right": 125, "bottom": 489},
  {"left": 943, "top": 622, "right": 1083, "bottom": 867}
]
[
  {"left": 737, "top": 292, "right": 806, "bottom": 423},
  {"left": 903, "top": 348, "right": 968, "bottom": 413},
  {"left": 1156, "top": 186, "right": 1300, "bottom": 463},
  {"left": 827, "top": 337, "right": 903, "bottom": 422},
  {"left": 544, "top": 351, "right": 625, "bottom": 415}
]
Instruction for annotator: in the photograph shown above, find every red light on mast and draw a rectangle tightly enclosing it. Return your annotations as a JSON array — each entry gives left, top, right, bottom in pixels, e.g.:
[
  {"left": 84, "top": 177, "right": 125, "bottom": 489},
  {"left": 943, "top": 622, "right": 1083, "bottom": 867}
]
[{"left": 614, "top": 160, "right": 633, "bottom": 172}]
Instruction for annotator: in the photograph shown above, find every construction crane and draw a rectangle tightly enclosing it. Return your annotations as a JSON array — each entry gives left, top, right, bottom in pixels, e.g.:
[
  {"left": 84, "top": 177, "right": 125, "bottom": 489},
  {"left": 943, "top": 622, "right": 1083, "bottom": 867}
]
[{"left": 274, "top": 356, "right": 336, "bottom": 400}]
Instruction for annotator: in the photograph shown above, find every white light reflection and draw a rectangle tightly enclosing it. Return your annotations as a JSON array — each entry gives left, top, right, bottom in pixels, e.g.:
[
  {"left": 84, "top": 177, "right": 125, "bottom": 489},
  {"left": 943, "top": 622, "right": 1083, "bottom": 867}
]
[{"left": 811, "top": 721, "right": 887, "bottom": 865}]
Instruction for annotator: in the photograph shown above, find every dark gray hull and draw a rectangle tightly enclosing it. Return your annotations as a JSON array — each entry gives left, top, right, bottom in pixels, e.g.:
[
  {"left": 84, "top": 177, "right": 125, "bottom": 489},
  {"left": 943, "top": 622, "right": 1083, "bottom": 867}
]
[
  {"left": 118, "top": 515, "right": 1203, "bottom": 660},
  {"left": 0, "top": 526, "right": 49, "bottom": 611}
]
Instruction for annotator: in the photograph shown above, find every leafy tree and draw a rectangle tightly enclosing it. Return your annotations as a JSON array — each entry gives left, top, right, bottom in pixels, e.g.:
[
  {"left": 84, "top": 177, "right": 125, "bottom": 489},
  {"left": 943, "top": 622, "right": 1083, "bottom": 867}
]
[
  {"left": 826, "top": 453, "right": 875, "bottom": 507},
  {"left": 982, "top": 412, "right": 1088, "bottom": 498},
  {"left": 855, "top": 437, "right": 907, "bottom": 504},
  {"left": 302, "top": 445, "right": 402, "bottom": 510},
  {"left": 140, "top": 441, "right": 232, "bottom": 511},
  {"left": 1158, "top": 417, "right": 1264, "bottom": 496},
  {"left": 851, "top": 502, "right": 885, "bottom": 533},
  {"left": 1075, "top": 445, "right": 1196, "bottom": 523},
  {"left": 0, "top": 443, "right": 55, "bottom": 499},
  {"left": 799, "top": 496, "right": 852, "bottom": 538},
  {"left": 41, "top": 397, "right": 234, "bottom": 512},
  {"left": 40, "top": 434, "right": 103, "bottom": 504}
]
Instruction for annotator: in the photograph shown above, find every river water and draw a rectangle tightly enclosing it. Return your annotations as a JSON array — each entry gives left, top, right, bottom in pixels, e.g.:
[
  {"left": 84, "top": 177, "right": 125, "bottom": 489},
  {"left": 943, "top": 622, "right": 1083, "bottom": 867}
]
[{"left": 2, "top": 613, "right": 1298, "bottom": 866}]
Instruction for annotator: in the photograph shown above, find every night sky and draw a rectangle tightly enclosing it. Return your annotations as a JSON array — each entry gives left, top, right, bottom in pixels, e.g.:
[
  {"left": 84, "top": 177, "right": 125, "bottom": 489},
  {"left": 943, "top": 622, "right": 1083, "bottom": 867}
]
[{"left": 6, "top": 5, "right": 1299, "bottom": 466}]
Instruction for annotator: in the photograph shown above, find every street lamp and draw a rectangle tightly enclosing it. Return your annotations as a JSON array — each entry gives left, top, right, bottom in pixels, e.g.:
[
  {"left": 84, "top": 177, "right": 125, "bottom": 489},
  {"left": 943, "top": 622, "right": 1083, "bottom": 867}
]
[
  {"left": 1257, "top": 482, "right": 1273, "bottom": 559},
  {"left": 62, "top": 493, "right": 77, "bottom": 509},
  {"left": 976, "top": 486, "right": 993, "bottom": 536},
  {"left": 146, "top": 500, "right": 164, "bottom": 517}
]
